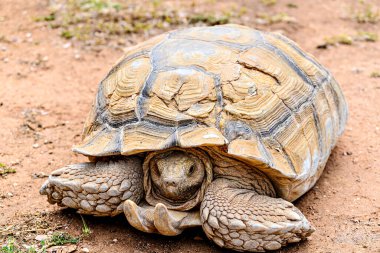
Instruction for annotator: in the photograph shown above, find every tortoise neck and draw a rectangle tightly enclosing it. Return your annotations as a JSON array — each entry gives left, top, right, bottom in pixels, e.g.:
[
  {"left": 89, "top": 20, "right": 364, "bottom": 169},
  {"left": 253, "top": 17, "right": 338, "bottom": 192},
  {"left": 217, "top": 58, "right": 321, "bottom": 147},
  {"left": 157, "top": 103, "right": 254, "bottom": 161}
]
[{"left": 201, "top": 146, "right": 277, "bottom": 197}]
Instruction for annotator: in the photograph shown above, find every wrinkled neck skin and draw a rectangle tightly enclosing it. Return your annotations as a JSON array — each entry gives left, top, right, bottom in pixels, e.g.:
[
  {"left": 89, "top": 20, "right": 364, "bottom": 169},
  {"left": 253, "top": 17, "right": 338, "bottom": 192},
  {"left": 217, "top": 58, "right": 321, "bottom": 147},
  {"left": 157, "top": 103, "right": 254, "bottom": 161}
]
[{"left": 143, "top": 148, "right": 213, "bottom": 211}]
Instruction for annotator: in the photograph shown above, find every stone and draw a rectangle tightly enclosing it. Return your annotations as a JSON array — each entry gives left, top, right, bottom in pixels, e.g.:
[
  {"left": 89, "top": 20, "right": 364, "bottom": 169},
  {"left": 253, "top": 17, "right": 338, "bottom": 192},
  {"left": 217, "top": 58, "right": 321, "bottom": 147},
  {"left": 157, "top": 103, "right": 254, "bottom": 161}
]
[
  {"left": 47, "top": 245, "right": 77, "bottom": 253},
  {"left": 35, "top": 234, "right": 48, "bottom": 241}
]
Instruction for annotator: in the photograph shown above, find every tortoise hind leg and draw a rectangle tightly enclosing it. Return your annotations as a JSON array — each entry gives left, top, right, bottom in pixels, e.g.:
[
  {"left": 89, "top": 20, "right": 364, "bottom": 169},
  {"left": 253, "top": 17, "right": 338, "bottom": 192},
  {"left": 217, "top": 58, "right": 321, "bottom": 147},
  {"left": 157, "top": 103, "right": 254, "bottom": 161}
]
[
  {"left": 200, "top": 178, "right": 314, "bottom": 252},
  {"left": 40, "top": 157, "right": 144, "bottom": 216}
]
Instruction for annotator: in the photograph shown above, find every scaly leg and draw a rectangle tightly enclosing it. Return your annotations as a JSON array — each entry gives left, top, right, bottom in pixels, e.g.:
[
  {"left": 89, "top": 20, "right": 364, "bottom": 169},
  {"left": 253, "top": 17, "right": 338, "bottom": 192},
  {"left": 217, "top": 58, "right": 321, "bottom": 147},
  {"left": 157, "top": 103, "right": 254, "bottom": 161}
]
[
  {"left": 201, "top": 178, "right": 314, "bottom": 252},
  {"left": 40, "top": 157, "right": 144, "bottom": 216}
]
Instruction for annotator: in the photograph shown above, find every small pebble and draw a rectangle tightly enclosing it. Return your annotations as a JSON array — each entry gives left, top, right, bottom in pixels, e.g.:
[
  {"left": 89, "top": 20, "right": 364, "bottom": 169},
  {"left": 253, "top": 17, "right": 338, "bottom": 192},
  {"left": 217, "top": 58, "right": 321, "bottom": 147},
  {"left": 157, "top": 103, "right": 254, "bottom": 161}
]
[
  {"left": 63, "top": 42, "right": 71, "bottom": 49},
  {"left": 32, "top": 172, "right": 48, "bottom": 178},
  {"left": 10, "top": 160, "right": 20, "bottom": 166},
  {"left": 81, "top": 247, "right": 90, "bottom": 253},
  {"left": 35, "top": 234, "right": 48, "bottom": 241},
  {"left": 23, "top": 244, "right": 32, "bottom": 250},
  {"left": 47, "top": 245, "right": 77, "bottom": 253}
]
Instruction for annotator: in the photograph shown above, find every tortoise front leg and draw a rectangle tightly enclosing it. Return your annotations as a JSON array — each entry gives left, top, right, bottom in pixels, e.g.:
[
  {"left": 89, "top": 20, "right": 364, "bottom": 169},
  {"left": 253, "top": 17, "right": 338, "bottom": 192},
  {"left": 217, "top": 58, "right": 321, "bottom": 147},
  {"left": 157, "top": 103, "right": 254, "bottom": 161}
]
[
  {"left": 200, "top": 178, "right": 314, "bottom": 252},
  {"left": 123, "top": 200, "right": 201, "bottom": 236},
  {"left": 40, "top": 157, "right": 144, "bottom": 216}
]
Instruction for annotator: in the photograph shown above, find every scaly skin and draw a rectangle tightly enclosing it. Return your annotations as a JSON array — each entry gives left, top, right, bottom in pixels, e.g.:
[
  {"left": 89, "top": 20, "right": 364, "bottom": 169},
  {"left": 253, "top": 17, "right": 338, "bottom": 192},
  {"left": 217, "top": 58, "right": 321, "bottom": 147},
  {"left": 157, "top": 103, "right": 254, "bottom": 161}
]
[
  {"left": 40, "top": 157, "right": 144, "bottom": 216},
  {"left": 201, "top": 178, "right": 314, "bottom": 252}
]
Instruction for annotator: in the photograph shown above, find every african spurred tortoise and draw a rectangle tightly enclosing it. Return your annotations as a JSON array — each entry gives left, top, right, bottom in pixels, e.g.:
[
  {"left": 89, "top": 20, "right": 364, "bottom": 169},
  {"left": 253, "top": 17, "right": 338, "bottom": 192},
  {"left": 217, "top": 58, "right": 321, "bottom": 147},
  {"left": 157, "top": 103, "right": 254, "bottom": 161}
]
[{"left": 41, "top": 24, "right": 348, "bottom": 252}]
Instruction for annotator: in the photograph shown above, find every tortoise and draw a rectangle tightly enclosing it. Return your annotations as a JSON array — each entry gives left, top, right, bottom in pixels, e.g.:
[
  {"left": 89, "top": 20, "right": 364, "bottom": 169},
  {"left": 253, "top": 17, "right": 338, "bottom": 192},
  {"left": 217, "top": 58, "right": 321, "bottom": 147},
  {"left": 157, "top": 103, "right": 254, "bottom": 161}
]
[{"left": 40, "top": 24, "right": 348, "bottom": 252}]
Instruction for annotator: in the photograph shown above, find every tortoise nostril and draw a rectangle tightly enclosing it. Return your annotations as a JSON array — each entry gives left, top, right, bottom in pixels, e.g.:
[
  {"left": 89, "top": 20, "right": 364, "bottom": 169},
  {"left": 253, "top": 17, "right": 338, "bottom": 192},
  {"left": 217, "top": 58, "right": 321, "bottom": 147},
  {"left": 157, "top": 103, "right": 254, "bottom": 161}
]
[{"left": 164, "top": 179, "right": 178, "bottom": 187}]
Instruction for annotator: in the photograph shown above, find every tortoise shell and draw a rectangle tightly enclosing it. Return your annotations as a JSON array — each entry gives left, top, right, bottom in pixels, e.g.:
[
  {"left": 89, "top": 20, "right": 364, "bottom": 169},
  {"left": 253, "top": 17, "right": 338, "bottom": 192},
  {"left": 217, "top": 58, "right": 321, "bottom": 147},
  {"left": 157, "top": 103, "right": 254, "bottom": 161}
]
[{"left": 73, "top": 24, "right": 348, "bottom": 201}]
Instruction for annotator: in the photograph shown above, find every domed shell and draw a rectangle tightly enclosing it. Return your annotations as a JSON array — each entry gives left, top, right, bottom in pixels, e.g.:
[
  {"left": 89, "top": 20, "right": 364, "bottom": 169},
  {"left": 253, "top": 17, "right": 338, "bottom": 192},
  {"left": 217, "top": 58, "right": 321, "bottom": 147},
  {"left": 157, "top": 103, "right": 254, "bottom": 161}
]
[{"left": 73, "top": 24, "right": 348, "bottom": 201}]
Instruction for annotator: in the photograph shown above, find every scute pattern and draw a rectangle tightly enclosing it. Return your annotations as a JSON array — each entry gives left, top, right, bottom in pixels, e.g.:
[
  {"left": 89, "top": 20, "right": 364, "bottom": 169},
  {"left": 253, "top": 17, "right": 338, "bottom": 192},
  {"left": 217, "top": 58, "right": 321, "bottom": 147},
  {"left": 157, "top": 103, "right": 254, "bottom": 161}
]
[
  {"left": 74, "top": 24, "right": 348, "bottom": 201},
  {"left": 151, "top": 68, "right": 216, "bottom": 111}
]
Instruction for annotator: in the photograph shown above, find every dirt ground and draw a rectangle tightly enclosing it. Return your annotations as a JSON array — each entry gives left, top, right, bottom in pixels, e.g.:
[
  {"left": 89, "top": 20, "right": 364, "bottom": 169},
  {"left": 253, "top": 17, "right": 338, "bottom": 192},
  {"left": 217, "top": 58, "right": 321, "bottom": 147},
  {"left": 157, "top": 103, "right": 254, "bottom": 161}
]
[{"left": 1, "top": 0, "right": 380, "bottom": 252}]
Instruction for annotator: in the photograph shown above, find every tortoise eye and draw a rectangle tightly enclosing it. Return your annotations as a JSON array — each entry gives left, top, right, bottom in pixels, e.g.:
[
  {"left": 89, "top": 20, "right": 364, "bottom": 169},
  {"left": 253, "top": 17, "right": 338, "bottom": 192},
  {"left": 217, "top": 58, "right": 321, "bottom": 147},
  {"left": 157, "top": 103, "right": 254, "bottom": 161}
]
[{"left": 188, "top": 165, "right": 195, "bottom": 175}]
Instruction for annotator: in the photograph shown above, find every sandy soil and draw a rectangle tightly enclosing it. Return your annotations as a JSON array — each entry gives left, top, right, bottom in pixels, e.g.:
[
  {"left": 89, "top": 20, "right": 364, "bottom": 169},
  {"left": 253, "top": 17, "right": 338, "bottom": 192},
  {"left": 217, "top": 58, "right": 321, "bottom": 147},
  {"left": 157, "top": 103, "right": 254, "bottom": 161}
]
[{"left": 1, "top": 0, "right": 379, "bottom": 252}]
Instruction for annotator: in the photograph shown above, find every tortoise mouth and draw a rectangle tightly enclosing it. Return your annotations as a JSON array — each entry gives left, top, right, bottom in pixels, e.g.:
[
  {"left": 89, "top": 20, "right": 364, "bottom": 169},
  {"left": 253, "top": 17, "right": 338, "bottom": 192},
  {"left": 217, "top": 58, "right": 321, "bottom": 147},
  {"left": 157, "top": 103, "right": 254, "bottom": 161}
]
[{"left": 143, "top": 148, "right": 213, "bottom": 211}]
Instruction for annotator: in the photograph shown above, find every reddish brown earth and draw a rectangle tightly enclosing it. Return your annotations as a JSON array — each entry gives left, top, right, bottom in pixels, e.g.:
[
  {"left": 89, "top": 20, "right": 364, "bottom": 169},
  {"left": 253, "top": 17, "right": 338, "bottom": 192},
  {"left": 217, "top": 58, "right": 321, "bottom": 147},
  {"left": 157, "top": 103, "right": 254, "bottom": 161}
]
[{"left": 1, "top": 0, "right": 379, "bottom": 252}]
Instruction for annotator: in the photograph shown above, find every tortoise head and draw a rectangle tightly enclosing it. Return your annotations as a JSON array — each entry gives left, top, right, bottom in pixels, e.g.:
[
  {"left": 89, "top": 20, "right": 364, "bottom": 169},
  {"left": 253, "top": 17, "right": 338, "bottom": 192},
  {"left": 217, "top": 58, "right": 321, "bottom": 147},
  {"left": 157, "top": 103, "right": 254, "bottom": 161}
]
[
  {"left": 152, "top": 150, "right": 205, "bottom": 201},
  {"left": 143, "top": 148, "right": 213, "bottom": 211}
]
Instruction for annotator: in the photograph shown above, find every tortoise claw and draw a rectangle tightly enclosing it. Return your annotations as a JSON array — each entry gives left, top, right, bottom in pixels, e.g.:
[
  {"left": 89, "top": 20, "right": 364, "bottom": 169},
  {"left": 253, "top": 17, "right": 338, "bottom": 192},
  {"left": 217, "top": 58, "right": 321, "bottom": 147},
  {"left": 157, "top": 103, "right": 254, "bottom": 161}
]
[
  {"left": 154, "top": 203, "right": 185, "bottom": 235},
  {"left": 123, "top": 200, "right": 201, "bottom": 236},
  {"left": 123, "top": 200, "right": 157, "bottom": 233}
]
